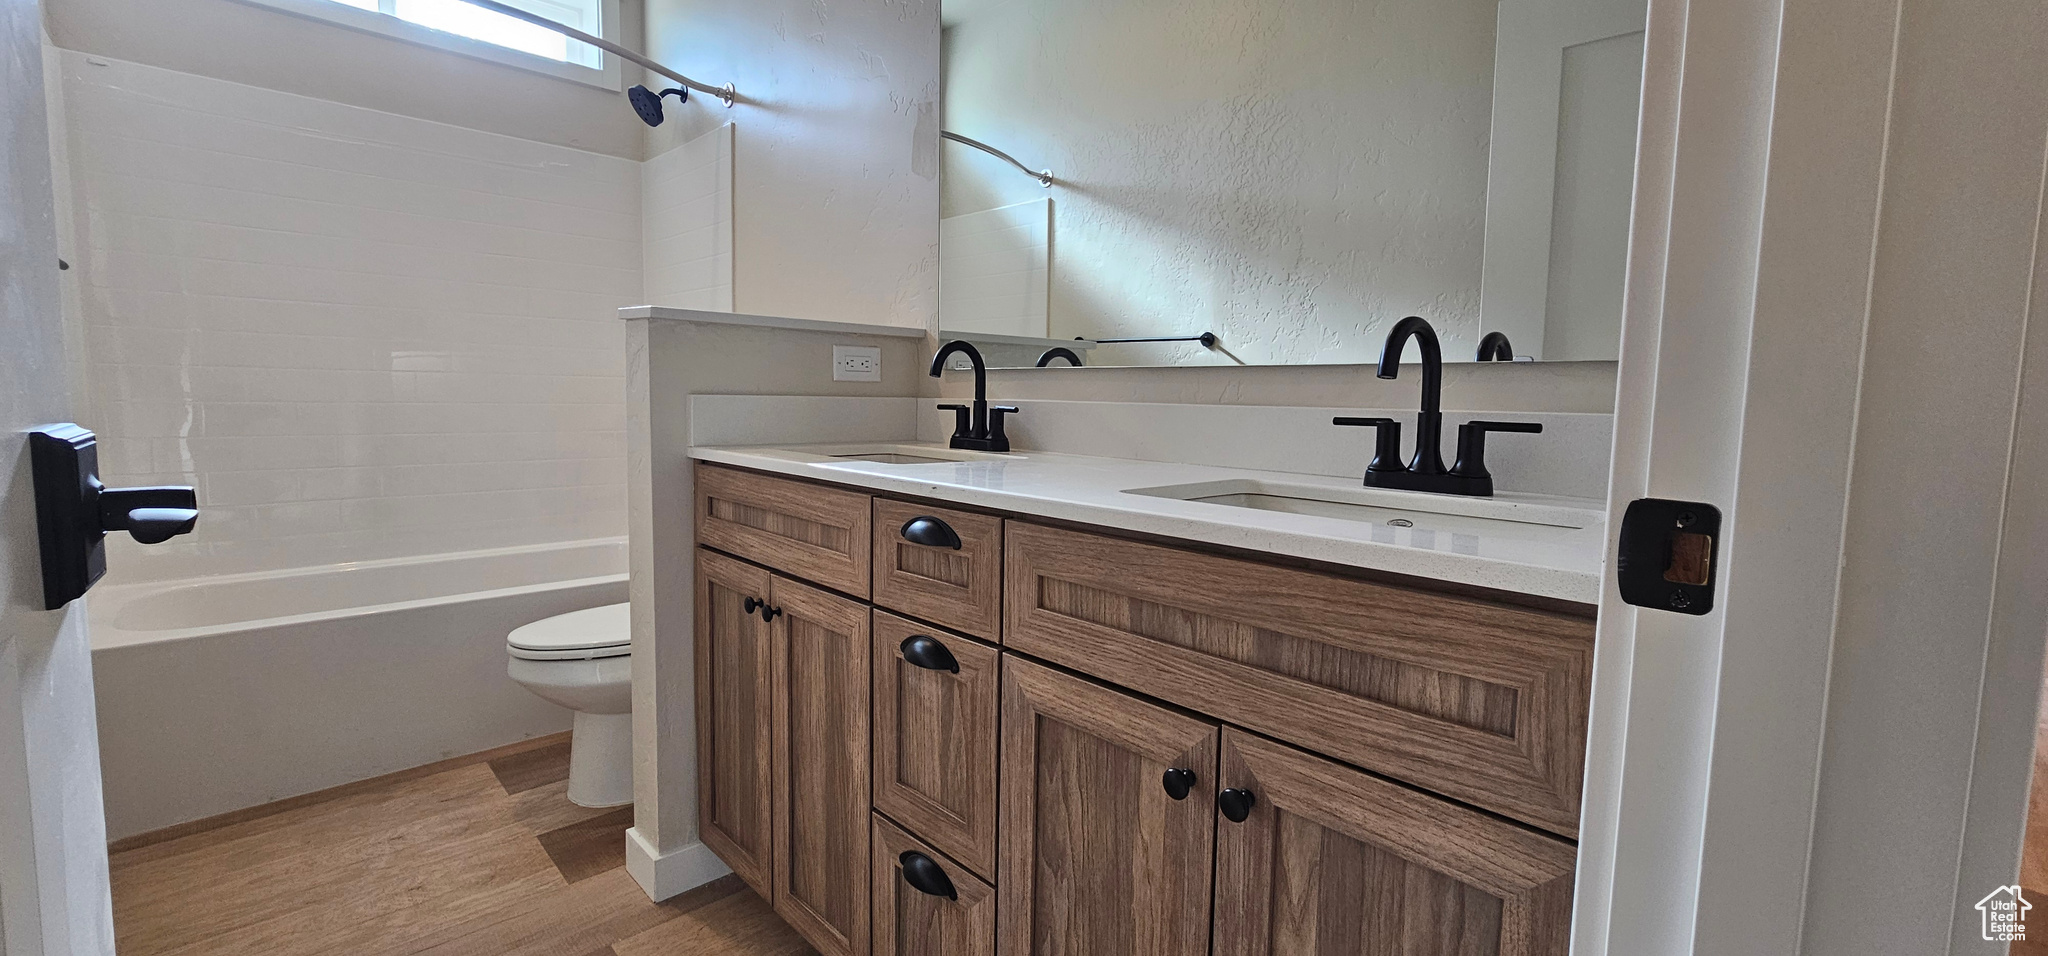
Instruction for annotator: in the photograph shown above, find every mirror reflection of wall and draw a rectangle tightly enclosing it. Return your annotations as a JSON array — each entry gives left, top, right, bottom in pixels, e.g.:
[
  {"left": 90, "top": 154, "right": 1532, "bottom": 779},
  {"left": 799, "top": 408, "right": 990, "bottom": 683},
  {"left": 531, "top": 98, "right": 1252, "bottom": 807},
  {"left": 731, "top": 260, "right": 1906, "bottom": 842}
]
[{"left": 938, "top": 0, "right": 1646, "bottom": 368}]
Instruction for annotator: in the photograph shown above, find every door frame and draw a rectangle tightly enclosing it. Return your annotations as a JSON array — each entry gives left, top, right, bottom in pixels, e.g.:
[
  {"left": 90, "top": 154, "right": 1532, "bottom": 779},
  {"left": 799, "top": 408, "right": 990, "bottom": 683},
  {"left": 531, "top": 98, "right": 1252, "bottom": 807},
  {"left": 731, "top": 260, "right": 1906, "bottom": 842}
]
[{"left": 1577, "top": 0, "right": 2048, "bottom": 951}]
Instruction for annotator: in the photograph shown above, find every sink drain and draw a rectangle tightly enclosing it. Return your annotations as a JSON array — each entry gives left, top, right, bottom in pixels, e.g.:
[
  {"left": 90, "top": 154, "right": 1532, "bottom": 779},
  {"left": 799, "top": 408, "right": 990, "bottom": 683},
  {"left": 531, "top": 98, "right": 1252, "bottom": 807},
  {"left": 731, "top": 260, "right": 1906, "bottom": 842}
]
[{"left": 1386, "top": 518, "right": 1415, "bottom": 528}]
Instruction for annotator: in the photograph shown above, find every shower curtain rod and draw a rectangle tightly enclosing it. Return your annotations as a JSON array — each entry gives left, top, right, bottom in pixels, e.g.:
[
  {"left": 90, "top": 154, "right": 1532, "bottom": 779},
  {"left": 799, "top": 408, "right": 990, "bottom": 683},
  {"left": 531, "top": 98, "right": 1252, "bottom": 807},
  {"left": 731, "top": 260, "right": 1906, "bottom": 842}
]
[
  {"left": 462, "top": 0, "right": 736, "bottom": 106},
  {"left": 942, "top": 131, "right": 1054, "bottom": 187}
]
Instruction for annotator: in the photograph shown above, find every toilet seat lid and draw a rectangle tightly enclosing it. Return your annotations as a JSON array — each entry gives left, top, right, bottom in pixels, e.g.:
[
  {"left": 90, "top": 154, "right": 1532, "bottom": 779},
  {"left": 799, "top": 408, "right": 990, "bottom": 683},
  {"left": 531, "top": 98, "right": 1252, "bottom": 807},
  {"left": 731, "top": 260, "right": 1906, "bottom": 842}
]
[{"left": 508, "top": 603, "right": 631, "bottom": 656}]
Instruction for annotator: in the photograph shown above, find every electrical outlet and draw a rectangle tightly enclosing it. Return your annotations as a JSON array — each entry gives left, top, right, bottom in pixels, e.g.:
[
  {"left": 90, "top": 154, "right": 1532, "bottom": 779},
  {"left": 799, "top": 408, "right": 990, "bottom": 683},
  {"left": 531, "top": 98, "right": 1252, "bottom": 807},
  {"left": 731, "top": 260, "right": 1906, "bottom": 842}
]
[{"left": 833, "top": 345, "right": 882, "bottom": 382}]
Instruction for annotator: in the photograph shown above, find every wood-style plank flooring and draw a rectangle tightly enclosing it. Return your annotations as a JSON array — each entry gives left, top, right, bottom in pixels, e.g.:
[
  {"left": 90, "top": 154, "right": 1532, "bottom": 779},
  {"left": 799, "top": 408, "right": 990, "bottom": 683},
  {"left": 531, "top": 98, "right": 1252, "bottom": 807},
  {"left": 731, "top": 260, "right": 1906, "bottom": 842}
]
[{"left": 109, "top": 735, "right": 815, "bottom": 956}]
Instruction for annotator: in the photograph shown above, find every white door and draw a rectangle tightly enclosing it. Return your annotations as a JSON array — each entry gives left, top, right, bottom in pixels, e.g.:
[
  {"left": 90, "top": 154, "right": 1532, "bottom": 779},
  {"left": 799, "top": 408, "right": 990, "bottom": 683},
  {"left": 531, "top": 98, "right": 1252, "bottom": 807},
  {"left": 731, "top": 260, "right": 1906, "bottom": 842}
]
[
  {"left": 1574, "top": 0, "right": 2048, "bottom": 952},
  {"left": 0, "top": 0, "right": 117, "bottom": 951}
]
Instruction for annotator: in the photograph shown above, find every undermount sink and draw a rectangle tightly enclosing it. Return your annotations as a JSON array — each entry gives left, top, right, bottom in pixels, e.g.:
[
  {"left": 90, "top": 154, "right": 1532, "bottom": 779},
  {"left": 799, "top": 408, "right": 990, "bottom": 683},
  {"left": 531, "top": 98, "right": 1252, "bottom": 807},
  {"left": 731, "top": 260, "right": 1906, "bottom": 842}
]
[
  {"left": 811, "top": 444, "right": 1019, "bottom": 466},
  {"left": 1124, "top": 479, "right": 1600, "bottom": 545},
  {"left": 829, "top": 452, "right": 956, "bottom": 464}
]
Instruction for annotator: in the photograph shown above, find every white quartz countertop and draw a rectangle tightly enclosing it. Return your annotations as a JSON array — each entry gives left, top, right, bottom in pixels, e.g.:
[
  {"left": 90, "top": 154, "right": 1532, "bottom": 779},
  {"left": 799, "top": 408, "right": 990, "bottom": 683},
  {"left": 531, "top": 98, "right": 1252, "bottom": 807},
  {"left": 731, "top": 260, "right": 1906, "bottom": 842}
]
[{"left": 690, "top": 442, "right": 1608, "bottom": 605}]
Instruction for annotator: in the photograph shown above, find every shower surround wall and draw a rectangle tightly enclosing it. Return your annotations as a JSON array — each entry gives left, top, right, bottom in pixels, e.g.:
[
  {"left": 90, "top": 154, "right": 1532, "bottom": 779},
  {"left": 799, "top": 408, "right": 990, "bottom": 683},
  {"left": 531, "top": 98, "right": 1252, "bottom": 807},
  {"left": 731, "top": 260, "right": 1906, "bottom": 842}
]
[{"left": 54, "top": 50, "right": 645, "bottom": 580}]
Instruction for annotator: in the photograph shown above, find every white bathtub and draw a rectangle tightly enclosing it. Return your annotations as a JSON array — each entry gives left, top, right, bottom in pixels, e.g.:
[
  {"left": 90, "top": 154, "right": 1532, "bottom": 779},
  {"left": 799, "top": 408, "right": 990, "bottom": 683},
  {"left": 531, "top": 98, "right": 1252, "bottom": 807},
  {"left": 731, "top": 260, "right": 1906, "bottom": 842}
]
[{"left": 90, "top": 539, "right": 628, "bottom": 842}]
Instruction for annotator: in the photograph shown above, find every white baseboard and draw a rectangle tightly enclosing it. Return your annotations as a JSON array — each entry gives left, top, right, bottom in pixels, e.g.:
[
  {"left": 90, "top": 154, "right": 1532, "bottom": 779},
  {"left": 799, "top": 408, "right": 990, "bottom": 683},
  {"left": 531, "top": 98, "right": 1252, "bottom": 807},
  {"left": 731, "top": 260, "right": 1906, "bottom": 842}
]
[{"left": 625, "top": 826, "right": 732, "bottom": 902}]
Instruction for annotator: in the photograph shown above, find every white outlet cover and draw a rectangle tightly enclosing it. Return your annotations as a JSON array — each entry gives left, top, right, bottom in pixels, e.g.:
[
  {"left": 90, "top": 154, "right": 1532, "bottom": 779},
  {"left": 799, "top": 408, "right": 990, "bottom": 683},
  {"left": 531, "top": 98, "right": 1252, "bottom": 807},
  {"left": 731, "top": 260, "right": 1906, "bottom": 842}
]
[{"left": 833, "top": 345, "right": 882, "bottom": 382}]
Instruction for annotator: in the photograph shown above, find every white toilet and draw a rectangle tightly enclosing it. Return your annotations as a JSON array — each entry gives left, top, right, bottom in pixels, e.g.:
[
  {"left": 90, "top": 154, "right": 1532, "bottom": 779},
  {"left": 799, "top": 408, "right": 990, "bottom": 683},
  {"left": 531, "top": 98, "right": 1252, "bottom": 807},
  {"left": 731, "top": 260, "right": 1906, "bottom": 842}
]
[{"left": 506, "top": 603, "right": 633, "bottom": 808}]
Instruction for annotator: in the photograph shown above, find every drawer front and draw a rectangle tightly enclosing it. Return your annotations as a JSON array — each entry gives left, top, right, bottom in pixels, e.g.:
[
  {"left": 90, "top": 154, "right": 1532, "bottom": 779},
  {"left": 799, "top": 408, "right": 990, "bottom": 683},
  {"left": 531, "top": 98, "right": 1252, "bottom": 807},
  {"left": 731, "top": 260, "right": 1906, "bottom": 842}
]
[
  {"left": 872, "top": 815, "right": 996, "bottom": 956},
  {"left": 698, "top": 464, "right": 872, "bottom": 597},
  {"left": 871, "top": 611, "right": 1000, "bottom": 880},
  {"left": 1003, "top": 522, "right": 1595, "bottom": 837},
  {"left": 1212, "top": 729, "right": 1575, "bottom": 956},
  {"left": 872, "top": 499, "right": 1002, "bottom": 639}
]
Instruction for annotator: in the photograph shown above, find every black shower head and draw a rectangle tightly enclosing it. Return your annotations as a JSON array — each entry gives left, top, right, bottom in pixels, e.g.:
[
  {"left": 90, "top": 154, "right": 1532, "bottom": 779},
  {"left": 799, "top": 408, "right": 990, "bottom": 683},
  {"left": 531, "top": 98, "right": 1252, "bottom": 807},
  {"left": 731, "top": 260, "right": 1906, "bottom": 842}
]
[{"left": 627, "top": 85, "right": 689, "bottom": 126}]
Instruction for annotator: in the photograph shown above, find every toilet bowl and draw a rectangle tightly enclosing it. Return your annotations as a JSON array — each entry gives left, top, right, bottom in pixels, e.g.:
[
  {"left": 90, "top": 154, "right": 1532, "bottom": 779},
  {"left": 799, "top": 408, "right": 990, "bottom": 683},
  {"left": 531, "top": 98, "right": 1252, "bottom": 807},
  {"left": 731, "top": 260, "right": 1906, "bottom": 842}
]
[{"left": 507, "top": 603, "right": 633, "bottom": 808}]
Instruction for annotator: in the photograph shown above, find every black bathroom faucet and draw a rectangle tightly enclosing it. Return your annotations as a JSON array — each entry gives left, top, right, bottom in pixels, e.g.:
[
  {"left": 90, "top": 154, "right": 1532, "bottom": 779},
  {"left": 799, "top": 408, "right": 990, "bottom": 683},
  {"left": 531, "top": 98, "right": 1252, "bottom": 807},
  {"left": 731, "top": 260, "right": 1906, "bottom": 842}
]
[
  {"left": 1333, "top": 316, "right": 1542, "bottom": 497},
  {"left": 929, "top": 340, "right": 1019, "bottom": 452}
]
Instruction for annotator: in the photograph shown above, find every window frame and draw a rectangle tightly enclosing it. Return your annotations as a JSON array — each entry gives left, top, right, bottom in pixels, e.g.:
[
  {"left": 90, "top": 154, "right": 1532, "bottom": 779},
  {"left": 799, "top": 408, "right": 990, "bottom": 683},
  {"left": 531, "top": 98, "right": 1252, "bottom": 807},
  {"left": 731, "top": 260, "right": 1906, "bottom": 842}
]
[{"left": 228, "top": 0, "right": 625, "bottom": 91}]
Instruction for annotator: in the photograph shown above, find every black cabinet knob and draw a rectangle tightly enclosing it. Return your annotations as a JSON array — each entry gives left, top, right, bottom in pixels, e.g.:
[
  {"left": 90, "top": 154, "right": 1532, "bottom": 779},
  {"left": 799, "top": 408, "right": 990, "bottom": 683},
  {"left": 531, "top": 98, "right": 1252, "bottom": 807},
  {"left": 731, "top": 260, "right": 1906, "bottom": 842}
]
[
  {"left": 743, "top": 596, "right": 763, "bottom": 615},
  {"left": 899, "top": 851, "right": 957, "bottom": 900},
  {"left": 1161, "top": 767, "right": 1197, "bottom": 801},
  {"left": 900, "top": 635, "right": 960, "bottom": 673},
  {"left": 1218, "top": 788, "right": 1257, "bottom": 823},
  {"left": 900, "top": 516, "right": 963, "bottom": 550}
]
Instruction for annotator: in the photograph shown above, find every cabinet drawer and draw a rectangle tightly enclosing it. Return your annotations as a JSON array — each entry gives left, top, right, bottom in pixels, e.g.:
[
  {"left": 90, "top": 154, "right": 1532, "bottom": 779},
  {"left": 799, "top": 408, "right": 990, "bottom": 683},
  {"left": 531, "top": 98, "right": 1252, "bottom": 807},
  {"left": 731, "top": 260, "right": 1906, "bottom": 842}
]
[
  {"left": 871, "top": 611, "right": 1000, "bottom": 880},
  {"left": 1003, "top": 522, "right": 1595, "bottom": 837},
  {"left": 872, "top": 499, "right": 1002, "bottom": 639},
  {"left": 1213, "top": 729, "right": 1575, "bottom": 956},
  {"left": 871, "top": 815, "right": 996, "bottom": 956},
  {"left": 698, "top": 464, "right": 872, "bottom": 597}
]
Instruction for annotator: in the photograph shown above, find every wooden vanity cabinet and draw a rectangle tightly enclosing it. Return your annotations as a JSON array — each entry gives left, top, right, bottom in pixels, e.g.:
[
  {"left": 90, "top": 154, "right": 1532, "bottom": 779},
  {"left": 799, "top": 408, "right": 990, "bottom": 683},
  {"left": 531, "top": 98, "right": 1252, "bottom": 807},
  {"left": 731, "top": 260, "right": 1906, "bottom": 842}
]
[
  {"left": 692, "top": 463, "right": 1586, "bottom": 956},
  {"left": 693, "top": 548, "right": 776, "bottom": 900},
  {"left": 1212, "top": 729, "right": 1576, "bottom": 956},
  {"left": 768, "top": 574, "right": 872, "bottom": 956},
  {"left": 998, "top": 658, "right": 1220, "bottom": 956}
]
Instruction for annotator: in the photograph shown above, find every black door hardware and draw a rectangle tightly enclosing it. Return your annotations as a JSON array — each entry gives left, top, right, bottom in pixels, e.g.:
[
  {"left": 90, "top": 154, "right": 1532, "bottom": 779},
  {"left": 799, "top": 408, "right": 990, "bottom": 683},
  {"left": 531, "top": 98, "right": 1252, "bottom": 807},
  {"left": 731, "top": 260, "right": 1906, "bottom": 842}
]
[
  {"left": 1218, "top": 788, "right": 1257, "bottom": 823},
  {"left": 899, "top": 635, "right": 960, "bottom": 673},
  {"left": 930, "top": 340, "right": 1019, "bottom": 452},
  {"left": 1332, "top": 317, "right": 1545, "bottom": 497},
  {"left": 1161, "top": 768, "right": 1197, "bottom": 801},
  {"left": 900, "top": 515, "right": 963, "bottom": 550},
  {"left": 899, "top": 851, "right": 958, "bottom": 900},
  {"left": 31, "top": 424, "right": 199, "bottom": 610},
  {"left": 742, "top": 596, "right": 782, "bottom": 623},
  {"left": 1617, "top": 499, "right": 1722, "bottom": 615}
]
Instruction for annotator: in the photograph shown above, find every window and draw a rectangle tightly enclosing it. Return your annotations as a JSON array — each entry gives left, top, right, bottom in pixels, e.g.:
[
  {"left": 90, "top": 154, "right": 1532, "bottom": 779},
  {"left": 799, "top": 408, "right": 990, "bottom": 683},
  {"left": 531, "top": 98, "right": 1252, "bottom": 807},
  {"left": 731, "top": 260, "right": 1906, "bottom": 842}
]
[{"left": 244, "top": 0, "right": 620, "bottom": 88}]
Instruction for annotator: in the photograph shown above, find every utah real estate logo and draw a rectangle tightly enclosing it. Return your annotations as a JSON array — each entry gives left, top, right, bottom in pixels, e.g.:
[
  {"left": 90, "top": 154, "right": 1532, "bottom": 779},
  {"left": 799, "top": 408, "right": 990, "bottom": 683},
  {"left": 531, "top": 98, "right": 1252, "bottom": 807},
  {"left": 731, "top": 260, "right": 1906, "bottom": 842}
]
[{"left": 1977, "top": 885, "right": 2031, "bottom": 942}]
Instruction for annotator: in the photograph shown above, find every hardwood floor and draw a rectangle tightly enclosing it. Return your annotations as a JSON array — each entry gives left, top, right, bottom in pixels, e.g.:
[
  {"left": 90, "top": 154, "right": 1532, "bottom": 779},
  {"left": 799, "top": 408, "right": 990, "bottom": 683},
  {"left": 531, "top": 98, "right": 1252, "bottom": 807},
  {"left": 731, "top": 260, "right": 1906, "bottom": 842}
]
[{"left": 110, "top": 735, "right": 816, "bottom": 956}]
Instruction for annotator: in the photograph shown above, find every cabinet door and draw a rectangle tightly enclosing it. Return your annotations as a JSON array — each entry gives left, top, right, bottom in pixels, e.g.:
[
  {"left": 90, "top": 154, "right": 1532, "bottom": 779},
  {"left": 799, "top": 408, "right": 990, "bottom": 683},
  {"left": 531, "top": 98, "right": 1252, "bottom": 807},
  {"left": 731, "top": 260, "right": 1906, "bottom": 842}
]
[
  {"left": 1212, "top": 729, "right": 1576, "bottom": 956},
  {"left": 694, "top": 548, "right": 775, "bottom": 900},
  {"left": 871, "top": 815, "right": 996, "bottom": 956},
  {"left": 771, "top": 575, "right": 873, "bottom": 956},
  {"left": 871, "top": 611, "right": 1000, "bottom": 880},
  {"left": 998, "top": 658, "right": 1219, "bottom": 956}
]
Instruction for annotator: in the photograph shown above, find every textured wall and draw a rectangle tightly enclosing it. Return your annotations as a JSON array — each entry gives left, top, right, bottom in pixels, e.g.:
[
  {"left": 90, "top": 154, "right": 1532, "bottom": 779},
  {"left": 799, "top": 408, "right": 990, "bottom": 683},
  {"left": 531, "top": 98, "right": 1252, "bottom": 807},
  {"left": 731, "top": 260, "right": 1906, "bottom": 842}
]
[
  {"left": 55, "top": 51, "right": 643, "bottom": 580},
  {"left": 644, "top": 0, "right": 941, "bottom": 330},
  {"left": 943, "top": 0, "right": 1498, "bottom": 366}
]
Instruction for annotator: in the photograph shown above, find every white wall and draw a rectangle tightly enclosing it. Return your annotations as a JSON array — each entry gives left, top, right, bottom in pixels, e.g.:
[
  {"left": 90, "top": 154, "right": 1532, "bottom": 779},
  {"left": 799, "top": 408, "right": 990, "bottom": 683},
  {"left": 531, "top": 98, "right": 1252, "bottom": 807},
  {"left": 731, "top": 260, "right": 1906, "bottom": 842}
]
[
  {"left": 643, "top": 0, "right": 939, "bottom": 330},
  {"left": 53, "top": 51, "right": 644, "bottom": 581},
  {"left": 642, "top": 123, "right": 733, "bottom": 311},
  {"left": 938, "top": 199, "right": 1050, "bottom": 339},
  {"left": 43, "top": 0, "right": 650, "bottom": 159},
  {"left": 943, "top": 0, "right": 1498, "bottom": 366}
]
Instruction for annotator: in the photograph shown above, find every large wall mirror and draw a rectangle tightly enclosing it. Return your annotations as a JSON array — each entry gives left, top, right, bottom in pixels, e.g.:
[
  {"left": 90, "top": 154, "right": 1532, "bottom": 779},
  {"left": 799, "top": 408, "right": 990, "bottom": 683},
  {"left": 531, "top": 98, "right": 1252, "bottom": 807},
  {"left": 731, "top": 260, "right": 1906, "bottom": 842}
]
[{"left": 938, "top": 0, "right": 1648, "bottom": 369}]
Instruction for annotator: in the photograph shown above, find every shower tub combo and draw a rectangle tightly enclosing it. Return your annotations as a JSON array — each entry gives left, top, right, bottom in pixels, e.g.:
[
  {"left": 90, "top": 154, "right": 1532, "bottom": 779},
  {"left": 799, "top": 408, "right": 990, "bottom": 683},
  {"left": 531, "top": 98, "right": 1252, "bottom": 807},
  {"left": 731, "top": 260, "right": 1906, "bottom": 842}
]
[{"left": 89, "top": 538, "right": 627, "bottom": 842}]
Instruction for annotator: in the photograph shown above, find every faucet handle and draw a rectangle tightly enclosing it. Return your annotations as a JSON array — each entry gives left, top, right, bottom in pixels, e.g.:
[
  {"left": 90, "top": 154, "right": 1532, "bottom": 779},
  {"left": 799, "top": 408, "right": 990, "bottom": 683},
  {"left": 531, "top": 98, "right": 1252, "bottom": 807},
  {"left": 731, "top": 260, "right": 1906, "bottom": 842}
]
[
  {"left": 1333, "top": 417, "right": 1407, "bottom": 474},
  {"left": 937, "top": 404, "right": 972, "bottom": 439},
  {"left": 987, "top": 406, "right": 1020, "bottom": 444},
  {"left": 1450, "top": 421, "right": 1543, "bottom": 493}
]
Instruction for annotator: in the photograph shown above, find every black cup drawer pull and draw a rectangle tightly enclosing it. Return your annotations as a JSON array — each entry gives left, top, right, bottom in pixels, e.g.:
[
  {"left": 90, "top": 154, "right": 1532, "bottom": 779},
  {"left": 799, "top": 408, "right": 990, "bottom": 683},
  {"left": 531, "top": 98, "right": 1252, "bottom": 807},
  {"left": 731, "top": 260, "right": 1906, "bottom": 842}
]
[
  {"left": 1218, "top": 788, "right": 1257, "bottom": 823},
  {"left": 899, "top": 851, "right": 958, "bottom": 900},
  {"left": 900, "top": 515, "right": 964, "bottom": 550},
  {"left": 900, "top": 635, "right": 960, "bottom": 673},
  {"left": 1162, "top": 767, "right": 1197, "bottom": 801}
]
